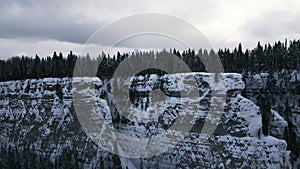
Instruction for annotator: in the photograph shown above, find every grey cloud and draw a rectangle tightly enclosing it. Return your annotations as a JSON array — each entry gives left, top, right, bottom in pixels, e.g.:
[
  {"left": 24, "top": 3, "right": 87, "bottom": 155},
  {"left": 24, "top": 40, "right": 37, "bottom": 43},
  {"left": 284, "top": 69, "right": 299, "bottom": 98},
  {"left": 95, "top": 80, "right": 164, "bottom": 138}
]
[
  {"left": 0, "top": 0, "right": 218, "bottom": 48},
  {"left": 242, "top": 10, "right": 300, "bottom": 38},
  {"left": 85, "top": 13, "right": 214, "bottom": 51},
  {"left": 0, "top": 18, "right": 99, "bottom": 44},
  {"left": 0, "top": 0, "right": 101, "bottom": 44}
]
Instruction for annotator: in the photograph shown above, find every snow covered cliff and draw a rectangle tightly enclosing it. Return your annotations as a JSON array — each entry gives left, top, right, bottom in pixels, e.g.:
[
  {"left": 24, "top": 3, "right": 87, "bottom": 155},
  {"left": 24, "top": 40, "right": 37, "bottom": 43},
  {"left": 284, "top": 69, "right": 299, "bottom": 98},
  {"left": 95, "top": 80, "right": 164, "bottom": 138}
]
[
  {"left": 0, "top": 73, "right": 292, "bottom": 168},
  {"left": 243, "top": 71, "right": 300, "bottom": 168},
  {"left": 119, "top": 73, "right": 291, "bottom": 168}
]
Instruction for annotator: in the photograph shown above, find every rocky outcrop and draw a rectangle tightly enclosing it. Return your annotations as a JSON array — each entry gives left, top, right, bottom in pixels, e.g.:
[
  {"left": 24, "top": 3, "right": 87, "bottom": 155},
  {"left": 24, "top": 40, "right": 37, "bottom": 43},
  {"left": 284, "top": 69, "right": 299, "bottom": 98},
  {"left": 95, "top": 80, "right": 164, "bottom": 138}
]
[
  {"left": 244, "top": 71, "right": 300, "bottom": 168},
  {"left": 269, "top": 110, "right": 288, "bottom": 139},
  {"left": 120, "top": 73, "right": 291, "bottom": 168},
  {"left": 0, "top": 78, "right": 120, "bottom": 169}
]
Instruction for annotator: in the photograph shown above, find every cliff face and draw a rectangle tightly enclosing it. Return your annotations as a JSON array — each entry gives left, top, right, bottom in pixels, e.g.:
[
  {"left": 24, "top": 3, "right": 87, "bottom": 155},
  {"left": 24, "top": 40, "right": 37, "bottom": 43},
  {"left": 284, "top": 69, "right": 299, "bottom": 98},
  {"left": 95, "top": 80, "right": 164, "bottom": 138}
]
[
  {"left": 243, "top": 71, "right": 300, "bottom": 168},
  {"left": 120, "top": 73, "right": 290, "bottom": 168},
  {"left": 0, "top": 73, "right": 291, "bottom": 168},
  {"left": 0, "top": 78, "right": 119, "bottom": 169}
]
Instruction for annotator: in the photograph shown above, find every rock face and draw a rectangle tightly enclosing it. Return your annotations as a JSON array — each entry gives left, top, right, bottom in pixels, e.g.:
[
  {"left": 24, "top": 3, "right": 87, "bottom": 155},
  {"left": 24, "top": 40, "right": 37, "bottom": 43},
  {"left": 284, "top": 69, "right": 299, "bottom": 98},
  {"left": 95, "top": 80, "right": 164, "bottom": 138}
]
[
  {"left": 0, "top": 73, "right": 292, "bottom": 168},
  {"left": 122, "top": 73, "right": 260, "bottom": 137},
  {"left": 0, "top": 78, "right": 120, "bottom": 169},
  {"left": 120, "top": 73, "right": 291, "bottom": 168},
  {"left": 243, "top": 71, "right": 300, "bottom": 168},
  {"left": 269, "top": 110, "right": 288, "bottom": 139}
]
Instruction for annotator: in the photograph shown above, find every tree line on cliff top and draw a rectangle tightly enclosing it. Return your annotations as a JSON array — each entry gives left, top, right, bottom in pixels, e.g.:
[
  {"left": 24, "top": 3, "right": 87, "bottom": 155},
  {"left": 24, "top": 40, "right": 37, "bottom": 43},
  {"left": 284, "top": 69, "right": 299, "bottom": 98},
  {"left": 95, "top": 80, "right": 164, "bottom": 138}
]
[{"left": 0, "top": 39, "right": 300, "bottom": 81}]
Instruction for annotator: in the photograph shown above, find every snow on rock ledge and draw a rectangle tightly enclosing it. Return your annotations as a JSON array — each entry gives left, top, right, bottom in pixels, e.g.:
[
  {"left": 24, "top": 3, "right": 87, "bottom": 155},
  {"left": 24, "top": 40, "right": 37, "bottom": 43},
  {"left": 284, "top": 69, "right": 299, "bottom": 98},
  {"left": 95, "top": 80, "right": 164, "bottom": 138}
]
[
  {"left": 126, "top": 73, "right": 260, "bottom": 137},
  {"left": 120, "top": 73, "right": 291, "bottom": 168}
]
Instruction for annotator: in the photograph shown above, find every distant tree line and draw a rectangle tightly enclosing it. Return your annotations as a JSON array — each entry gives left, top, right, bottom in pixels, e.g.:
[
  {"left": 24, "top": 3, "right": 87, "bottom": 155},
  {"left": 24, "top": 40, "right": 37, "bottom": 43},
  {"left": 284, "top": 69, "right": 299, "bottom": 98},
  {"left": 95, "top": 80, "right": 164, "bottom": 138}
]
[
  {"left": 219, "top": 40, "right": 300, "bottom": 73},
  {"left": 0, "top": 40, "right": 300, "bottom": 81},
  {"left": 0, "top": 39, "right": 300, "bottom": 82}
]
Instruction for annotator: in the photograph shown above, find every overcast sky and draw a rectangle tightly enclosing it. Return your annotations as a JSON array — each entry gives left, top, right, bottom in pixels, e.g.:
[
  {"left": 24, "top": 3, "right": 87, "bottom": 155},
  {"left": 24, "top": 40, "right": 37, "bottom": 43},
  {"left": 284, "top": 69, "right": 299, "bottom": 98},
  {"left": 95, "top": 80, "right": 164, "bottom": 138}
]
[{"left": 0, "top": 0, "right": 300, "bottom": 59}]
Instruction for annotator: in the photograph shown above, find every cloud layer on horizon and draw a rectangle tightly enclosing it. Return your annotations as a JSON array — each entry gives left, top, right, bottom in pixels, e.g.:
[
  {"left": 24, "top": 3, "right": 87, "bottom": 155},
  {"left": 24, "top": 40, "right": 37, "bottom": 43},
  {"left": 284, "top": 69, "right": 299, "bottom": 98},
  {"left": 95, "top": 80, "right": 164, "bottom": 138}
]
[{"left": 0, "top": 0, "right": 300, "bottom": 58}]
